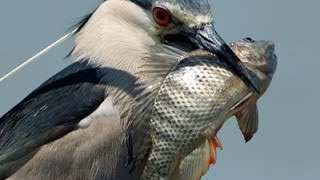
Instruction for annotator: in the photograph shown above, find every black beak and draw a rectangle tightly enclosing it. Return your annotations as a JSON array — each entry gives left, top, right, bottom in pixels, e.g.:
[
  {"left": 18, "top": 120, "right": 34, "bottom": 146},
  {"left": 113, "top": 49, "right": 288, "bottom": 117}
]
[{"left": 181, "top": 23, "right": 260, "bottom": 93}]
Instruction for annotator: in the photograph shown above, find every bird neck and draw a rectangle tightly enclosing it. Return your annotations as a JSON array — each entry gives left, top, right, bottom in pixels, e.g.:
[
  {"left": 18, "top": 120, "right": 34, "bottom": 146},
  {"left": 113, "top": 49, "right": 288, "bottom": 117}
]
[{"left": 72, "top": 0, "right": 158, "bottom": 74}]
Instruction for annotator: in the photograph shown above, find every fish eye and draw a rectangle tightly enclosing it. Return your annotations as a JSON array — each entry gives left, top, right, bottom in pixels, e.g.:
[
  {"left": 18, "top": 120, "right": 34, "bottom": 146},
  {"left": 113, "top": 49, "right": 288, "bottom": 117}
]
[
  {"left": 152, "top": 5, "right": 172, "bottom": 26},
  {"left": 243, "top": 37, "right": 255, "bottom": 43}
]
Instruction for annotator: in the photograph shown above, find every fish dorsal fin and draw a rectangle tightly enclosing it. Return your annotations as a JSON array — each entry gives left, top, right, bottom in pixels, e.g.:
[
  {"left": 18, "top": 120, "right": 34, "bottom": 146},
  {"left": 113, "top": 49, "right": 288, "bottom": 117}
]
[
  {"left": 128, "top": 45, "right": 186, "bottom": 129},
  {"left": 138, "top": 45, "right": 186, "bottom": 79},
  {"left": 123, "top": 45, "right": 186, "bottom": 170},
  {"left": 129, "top": 48, "right": 214, "bottom": 131},
  {"left": 236, "top": 103, "right": 259, "bottom": 142}
]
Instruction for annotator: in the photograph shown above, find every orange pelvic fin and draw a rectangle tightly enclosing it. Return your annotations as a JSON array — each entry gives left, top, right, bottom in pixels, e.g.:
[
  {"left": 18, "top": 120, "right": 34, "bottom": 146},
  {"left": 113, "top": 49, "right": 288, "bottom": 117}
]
[{"left": 208, "top": 136, "right": 222, "bottom": 165}]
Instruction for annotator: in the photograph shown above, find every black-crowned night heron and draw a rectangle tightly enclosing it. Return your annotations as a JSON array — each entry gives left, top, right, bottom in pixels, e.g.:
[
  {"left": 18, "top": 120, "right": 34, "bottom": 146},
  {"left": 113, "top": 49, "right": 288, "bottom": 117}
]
[{"left": 1, "top": 0, "right": 258, "bottom": 179}]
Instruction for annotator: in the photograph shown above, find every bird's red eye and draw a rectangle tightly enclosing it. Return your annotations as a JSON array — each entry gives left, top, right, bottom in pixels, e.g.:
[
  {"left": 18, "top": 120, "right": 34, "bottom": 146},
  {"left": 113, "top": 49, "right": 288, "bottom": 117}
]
[{"left": 152, "top": 6, "right": 172, "bottom": 26}]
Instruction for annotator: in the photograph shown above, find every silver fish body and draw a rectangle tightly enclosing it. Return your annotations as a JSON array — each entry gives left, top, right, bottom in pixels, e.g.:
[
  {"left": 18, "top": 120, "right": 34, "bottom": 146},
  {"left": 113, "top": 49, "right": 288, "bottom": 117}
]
[{"left": 132, "top": 40, "right": 277, "bottom": 180}]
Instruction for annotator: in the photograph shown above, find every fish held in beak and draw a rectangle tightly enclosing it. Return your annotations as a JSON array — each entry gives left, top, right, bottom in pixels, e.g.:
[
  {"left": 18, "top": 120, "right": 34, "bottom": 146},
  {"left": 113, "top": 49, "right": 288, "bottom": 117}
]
[{"left": 180, "top": 23, "right": 261, "bottom": 94}]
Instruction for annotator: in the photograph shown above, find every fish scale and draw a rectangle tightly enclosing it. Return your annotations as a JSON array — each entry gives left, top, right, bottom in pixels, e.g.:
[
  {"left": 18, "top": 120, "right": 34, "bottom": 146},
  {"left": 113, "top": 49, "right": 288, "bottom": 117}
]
[
  {"left": 142, "top": 57, "right": 244, "bottom": 179},
  {"left": 127, "top": 40, "right": 277, "bottom": 180}
]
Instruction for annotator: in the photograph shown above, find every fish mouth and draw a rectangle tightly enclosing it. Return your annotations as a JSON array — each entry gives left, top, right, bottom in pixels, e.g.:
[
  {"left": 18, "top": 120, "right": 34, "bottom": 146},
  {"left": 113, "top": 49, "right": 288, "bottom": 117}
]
[{"left": 231, "top": 39, "right": 277, "bottom": 76}]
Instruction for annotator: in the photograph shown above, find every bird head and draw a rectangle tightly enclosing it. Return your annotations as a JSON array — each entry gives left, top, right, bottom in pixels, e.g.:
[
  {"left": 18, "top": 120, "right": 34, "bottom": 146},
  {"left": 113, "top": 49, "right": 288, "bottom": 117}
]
[{"left": 72, "top": 0, "right": 257, "bottom": 92}]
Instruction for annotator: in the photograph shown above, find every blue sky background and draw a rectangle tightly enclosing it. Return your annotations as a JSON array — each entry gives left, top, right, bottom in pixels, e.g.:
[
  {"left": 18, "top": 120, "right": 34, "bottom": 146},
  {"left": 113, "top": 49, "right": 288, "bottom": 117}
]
[{"left": 0, "top": 0, "right": 319, "bottom": 179}]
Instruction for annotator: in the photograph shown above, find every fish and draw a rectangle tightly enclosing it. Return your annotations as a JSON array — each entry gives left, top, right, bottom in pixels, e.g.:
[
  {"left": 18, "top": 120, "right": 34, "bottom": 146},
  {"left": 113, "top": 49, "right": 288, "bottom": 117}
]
[{"left": 123, "top": 39, "right": 277, "bottom": 180}]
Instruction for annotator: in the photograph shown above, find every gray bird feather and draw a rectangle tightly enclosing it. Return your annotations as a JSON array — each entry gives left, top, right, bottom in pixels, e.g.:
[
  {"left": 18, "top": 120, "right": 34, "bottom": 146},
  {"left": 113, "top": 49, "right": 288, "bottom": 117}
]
[{"left": 0, "top": 61, "right": 140, "bottom": 179}]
